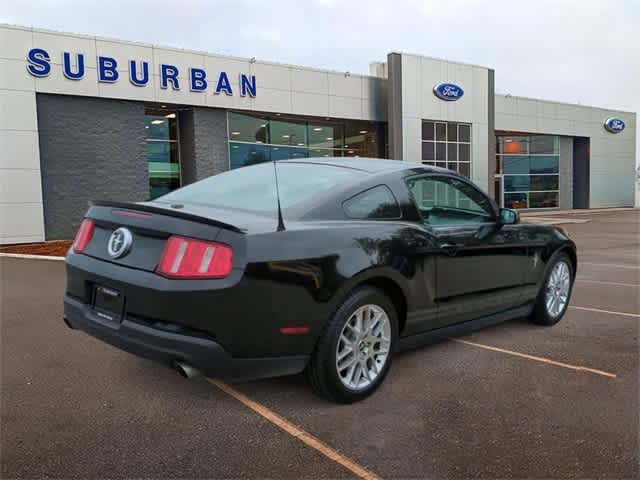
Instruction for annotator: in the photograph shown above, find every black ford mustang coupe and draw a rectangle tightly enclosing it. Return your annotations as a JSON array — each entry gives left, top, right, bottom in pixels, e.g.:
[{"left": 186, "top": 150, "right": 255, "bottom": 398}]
[{"left": 64, "top": 158, "right": 576, "bottom": 403}]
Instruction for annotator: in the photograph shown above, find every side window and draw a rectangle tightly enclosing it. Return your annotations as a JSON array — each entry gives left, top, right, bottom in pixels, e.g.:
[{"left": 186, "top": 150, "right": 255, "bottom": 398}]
[
  {"left": 406, "top": 176, "right": 494, "bottom": 226},
  {"left": 343, "top": 185, "right": 402, "bottom": 220}
]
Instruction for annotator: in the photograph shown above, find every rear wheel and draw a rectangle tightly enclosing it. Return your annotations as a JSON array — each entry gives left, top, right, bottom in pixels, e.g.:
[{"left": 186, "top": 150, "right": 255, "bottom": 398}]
[
  {"left": 306, "top": 286, "right": 398, "bottom": 403},
  {"left": 529, "top": 252, "right": 574, "bottom": 326}
]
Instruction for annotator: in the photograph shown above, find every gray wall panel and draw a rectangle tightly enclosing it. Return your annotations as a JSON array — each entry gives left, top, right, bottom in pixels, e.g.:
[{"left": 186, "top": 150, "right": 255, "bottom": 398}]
[
  {"left": 191, "top": 107, "right": 229, "bottom": 180},
  {"left": 37, "top": 93, "right": 147, "bottom": 240},
  {"left": 559, "top": 136, "right": 573, "bottom": 209},
  {"left": 487, "top": 69, "right": 496, "bottom": 199},
  {"left": 387, "top": 53, "right": 403, "bottom": 160}
]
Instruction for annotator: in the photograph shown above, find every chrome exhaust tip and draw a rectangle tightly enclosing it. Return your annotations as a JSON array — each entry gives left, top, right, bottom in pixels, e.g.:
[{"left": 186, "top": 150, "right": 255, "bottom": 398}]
[{"left": 173, "top": 361, "right": 202, "bottom": 379}]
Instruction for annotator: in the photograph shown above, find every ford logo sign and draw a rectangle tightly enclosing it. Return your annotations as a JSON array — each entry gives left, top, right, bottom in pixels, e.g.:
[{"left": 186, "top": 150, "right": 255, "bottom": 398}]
[
  {"left": 604, "top": 117, "right": 625, "bottom": 134},
  {"left": 433, "top": 83, "right": 464, "bottom": 101}
]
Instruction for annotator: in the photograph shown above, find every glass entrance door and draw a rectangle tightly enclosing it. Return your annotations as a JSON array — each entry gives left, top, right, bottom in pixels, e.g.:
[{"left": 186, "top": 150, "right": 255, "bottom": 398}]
[{"left": 496, "top": 134, "right": 560, "bottom": 209}]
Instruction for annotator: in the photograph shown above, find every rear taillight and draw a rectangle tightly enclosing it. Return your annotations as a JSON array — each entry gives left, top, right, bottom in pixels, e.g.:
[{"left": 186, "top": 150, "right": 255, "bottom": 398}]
[
  {"left": 156, "top": 236, "right": 233, "bottom": 279},
  {"left": 72, "top": 219, "right": 95, "bottom": 253}
]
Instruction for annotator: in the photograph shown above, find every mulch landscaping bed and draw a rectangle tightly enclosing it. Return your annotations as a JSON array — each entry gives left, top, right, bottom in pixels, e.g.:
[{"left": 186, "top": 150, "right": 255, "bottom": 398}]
[{"left": 0, "top": 240, "right": 72, "bottom": 257}]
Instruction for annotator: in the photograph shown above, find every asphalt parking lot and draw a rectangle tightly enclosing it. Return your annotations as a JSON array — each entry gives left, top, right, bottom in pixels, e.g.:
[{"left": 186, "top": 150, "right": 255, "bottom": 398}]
[{"left": 1, "top": 210, "right": 638, "bottom": 479}]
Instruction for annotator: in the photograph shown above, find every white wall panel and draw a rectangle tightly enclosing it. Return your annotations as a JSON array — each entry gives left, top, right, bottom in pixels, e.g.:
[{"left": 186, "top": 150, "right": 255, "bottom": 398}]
[
  {"left": 397, "top": 53, "right": 491, "bottom": 188},
  {"left": 402, "top": 118, "right": 421, "bottom": 162},
  {"left": 471, "top": 67, "right": 488, "bottom": 120},
  {"left": 291, "top": 68, "right": 328, "bottom": 95},
  {"left": 0, "top": 130, "right": 40, "bottom": 170},
  {"left": 362, "top": 77, "right": 384, "bottom": 99},
  {"left": 34, "top": 66, "right": 100, "bottom": 97},
  {"left": 401, "top": 55, "right": 421, "bottom": 118},
  {"left": 0, "top": 25, "right": 33, "bottom": 61},
  {"left": 0, "top": 204, "right": 45, "bottom": 241},
  {"left": 362, "top": 96, "right": 386, "bottom": 122},
  {"left": 251, "top": 87, "right": 292, "bottom": 114},
  {"left": 250, "top": 63, "right": 291, "bottom": 90},
  {"left": 96, "top": 40, "right": 153, "bottom": 71},
  {"left": 515, "top": 97, "right": 537, "bottom": 117},
  {"left": 0, "top": 58, "right": 36, "bottom": 91},
  {"left": 32, "top": 30, "right": 98, "bottom": 68},
  {"left": 98, "top": 74, "right": 156, "bottom": 101},
  {"left": 329, "top": 95, "right": 362, "bottom": 119},
  {"left": 328, "top": 73, "right": 361, "bottom": 98},
  {"left": 496, "top": 94, "right": 636, "bottom": 207},
  {"left": 0, "top": 169, "right": 43, "bottom": 204},
  {"left": 204, "top": 55, "right": 249, "bottom": 89},
  {"left": 0, "top": 90, "right": 38, "bottom": 131},
  {"left": 292, "top": 91, "right": 328, "bottom": 117},
  {"left": 152, "top": 48, "right": 205, "bottom": 72},
  {"left": 205, "top": 89, "right": 252, "bottom": 110}
]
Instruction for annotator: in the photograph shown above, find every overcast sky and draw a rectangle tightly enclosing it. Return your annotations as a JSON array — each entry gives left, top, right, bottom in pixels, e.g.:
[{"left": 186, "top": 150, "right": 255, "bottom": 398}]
[{"left": 3, "top": 0, "right": 639, "bottom": 166}]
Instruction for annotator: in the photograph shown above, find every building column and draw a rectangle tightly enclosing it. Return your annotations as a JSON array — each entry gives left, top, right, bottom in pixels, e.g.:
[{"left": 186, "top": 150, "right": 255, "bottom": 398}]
[{"left": 180, "top": 107, "right": 229, "bottom": 184}]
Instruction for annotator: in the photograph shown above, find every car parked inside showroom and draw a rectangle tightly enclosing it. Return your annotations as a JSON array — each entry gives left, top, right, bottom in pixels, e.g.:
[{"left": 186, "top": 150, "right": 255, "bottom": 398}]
[{"left": 64, "top": 158, "right": 576, "bottom": 403}]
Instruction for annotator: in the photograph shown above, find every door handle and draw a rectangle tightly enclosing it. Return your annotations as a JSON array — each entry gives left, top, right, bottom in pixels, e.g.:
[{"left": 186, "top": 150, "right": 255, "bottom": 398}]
[{"left": 439, "top": 243, "right": 461, "bottom": 255}]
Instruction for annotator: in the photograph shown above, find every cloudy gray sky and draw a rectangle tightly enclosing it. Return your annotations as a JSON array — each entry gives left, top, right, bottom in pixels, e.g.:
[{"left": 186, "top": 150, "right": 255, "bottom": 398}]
[{"left": 3, "top": 0, "right": 639, "bottom": 164}]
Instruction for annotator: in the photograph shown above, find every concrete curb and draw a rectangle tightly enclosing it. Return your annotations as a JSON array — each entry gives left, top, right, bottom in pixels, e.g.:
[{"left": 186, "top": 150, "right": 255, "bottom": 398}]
[
  {"left": 0, "top": 253, "right": 65, "bottom": 261},
  {"left": 522, "top": 207, "right": 637, "bottom": 217},
  {"left": 522, "top": 218, "right": 591, "bottom": 225}
]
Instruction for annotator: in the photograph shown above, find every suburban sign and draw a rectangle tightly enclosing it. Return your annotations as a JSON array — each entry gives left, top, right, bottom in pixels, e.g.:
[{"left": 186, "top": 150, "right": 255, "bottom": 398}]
[
  {"left": 25, "top": 47, "right": 257, "bottom": 97},
  {"left": 603, "top": 117, "right": 625, "bottom": 134},
  {"left": 433, "top": 82, "right": 464, "bottom": 101}
]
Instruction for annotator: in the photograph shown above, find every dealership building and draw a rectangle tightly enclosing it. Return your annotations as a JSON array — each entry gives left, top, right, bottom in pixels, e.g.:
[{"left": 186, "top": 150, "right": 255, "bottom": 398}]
[{"left": 1, "top": 24, "right": 637, "bottom": 244}]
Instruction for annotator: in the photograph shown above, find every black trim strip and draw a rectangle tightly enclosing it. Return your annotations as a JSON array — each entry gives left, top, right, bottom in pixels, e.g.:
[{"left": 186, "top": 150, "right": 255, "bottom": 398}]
[{"left": 398, "top": 304, "right": 533, "bottom": 353}]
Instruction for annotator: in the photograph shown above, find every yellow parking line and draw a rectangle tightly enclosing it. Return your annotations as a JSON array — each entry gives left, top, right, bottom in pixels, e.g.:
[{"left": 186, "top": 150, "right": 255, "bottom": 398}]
[
  {"left": 208, "top": 379, "right": 382, "bottom": 480},
  {"left": 569, "top": 305, "right": 640, "bottom": 318},
  {"left": 580, "top": 262, "right": 640, "bottom": 270},
  {"left": 576, "top": 279, "right": 639, "bottom": 288},
  {"left": 450, "top": 338, "right": 617, "bottom": 378}
]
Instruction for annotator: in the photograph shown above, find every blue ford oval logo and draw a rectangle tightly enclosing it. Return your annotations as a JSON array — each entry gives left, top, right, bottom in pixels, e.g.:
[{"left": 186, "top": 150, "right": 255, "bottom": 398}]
[
  {"left": 604, "top": 117, "right": 625, "bottom": 134},
  {"left": 433, "top": 83, "right": 464, "bottom": 101}
]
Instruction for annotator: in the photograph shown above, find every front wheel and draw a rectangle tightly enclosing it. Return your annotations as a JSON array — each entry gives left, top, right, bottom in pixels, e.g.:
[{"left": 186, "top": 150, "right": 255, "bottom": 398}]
[
  {"left": 306, "top": 286, "right": 398, "bottom": 403},
  {"left": 529, "top": 252, "right": 574, "bottom": 326}
]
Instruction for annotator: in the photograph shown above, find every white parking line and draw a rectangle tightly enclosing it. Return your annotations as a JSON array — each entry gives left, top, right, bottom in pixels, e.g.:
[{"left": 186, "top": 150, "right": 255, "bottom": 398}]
[{"left": 451, "top": 338, "right": 617, "bottom": 378}]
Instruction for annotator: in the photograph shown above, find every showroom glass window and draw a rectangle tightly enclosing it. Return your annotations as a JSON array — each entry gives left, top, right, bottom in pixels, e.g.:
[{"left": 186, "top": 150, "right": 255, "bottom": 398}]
[
  {"left": 496, "top": 135, "right": 560, "bottom": 209},
  {"left": 228, "top": 112, "right": 386, "bottom": 169},
  {"left": 145, "top": 109, "right": 181, "bottom": 199},
  {"left": 421, "top": 121, "right": 472, "bottom": 178}
]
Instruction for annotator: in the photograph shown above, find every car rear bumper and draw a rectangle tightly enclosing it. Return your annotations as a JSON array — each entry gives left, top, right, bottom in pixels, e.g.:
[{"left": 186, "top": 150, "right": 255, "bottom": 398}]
[{"left": 63, "top": 295, "right": 309, "bottom": 382}]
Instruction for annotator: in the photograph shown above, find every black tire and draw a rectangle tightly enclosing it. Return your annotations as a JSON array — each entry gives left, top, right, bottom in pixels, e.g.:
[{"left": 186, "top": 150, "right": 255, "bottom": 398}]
[
  {"left": 306, "top": 286, "right": 398, "bottom": 404},
  {"left": 529, "top": 252, "right": 574, "bottom": 326}
]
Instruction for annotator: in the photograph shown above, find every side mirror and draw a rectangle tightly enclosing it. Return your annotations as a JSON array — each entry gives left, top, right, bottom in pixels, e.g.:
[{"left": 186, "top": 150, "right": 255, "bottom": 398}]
[{"left": 499, "top": 208, "right": 520, "bottom": 225}]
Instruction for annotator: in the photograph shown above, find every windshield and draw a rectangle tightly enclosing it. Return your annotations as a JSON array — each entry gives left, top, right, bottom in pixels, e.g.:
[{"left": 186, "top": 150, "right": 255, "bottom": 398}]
[{"left": 158, "top": 162, "right": 361, "bottom": 215}]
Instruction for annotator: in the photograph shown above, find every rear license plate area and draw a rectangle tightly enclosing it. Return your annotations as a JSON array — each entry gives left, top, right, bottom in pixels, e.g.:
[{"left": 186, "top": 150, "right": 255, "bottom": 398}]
[{"left": 92, "top": 285, "right": 124, "bottom": 323}]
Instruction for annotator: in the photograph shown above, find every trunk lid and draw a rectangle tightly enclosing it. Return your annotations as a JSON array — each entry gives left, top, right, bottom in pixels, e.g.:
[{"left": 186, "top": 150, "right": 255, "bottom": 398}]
[{"left": 82, "top": 201, "right": 254, "bottom": 272}]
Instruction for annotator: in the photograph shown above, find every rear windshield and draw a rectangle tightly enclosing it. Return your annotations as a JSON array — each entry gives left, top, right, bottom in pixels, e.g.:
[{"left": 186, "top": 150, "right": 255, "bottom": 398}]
[{"left": 158, "top": 162, "right": 361, "bottom": 214}]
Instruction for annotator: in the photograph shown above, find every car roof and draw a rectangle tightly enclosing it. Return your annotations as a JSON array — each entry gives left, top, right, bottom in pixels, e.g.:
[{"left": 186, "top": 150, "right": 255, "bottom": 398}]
[{"left": 278, "top": 157, "right": 452, "bottom": 175}]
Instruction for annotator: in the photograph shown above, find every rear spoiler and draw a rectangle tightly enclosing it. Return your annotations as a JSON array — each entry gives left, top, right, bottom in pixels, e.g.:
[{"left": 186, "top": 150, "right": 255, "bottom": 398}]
[{"left": 90, "top": 200, "right": 246, "bottom": 234}]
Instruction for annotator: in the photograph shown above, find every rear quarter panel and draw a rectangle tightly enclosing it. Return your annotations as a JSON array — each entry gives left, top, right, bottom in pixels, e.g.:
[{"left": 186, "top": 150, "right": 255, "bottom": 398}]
[{"left": 236, "top": 221, "right": 436, "bottom": 356}]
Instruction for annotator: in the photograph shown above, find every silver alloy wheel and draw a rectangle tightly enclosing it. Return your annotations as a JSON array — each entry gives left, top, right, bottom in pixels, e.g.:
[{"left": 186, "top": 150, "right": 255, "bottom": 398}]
[
  {"left": 545, "top": 260, "right": 571, "bottom": 318},
  {"left": 335, "top": 304, "right": 391, "bottom": 391}
]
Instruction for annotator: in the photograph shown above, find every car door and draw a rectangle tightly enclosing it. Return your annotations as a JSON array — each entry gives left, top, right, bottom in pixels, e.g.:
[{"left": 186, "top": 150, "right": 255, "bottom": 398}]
[{"left": 406, "top": 174, "right": 529, "bottom": 328}]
